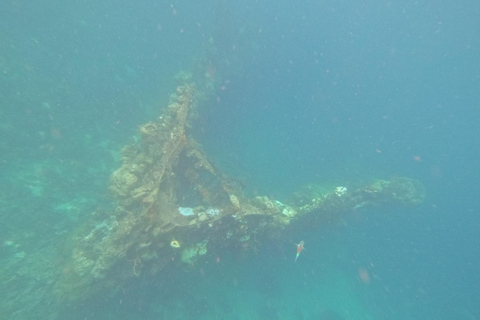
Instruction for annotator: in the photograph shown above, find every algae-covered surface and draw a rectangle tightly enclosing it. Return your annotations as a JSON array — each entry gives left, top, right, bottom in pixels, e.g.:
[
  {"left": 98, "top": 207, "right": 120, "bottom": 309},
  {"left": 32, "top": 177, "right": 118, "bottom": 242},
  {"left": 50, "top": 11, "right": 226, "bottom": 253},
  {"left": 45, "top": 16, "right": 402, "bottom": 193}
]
[{"left": 1, "top": 1, "right": 480, "bottom": 320}]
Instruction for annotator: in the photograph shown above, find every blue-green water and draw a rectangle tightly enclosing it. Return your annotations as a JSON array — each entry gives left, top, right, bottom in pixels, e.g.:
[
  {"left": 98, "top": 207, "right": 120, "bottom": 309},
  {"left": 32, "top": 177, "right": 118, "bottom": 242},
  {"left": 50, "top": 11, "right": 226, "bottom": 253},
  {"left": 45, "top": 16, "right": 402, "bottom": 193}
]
[{"left": 1, "top": 1, "right": 479, "bottom": 319}]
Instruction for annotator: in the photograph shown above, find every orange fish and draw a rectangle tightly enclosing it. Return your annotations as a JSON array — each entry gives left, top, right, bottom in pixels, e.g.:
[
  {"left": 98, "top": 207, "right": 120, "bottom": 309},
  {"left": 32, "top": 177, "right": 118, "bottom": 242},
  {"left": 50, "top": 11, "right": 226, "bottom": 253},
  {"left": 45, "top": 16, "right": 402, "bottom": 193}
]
[{"left": 295, "top": 240, "right": 305, "bottom": 262}]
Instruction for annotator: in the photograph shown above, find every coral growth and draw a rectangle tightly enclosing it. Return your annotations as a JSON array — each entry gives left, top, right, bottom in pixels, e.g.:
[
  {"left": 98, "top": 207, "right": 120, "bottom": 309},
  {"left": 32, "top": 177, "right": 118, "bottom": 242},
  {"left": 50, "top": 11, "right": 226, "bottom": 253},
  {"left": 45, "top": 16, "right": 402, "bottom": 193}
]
[
  {"left": 56, "top": 79, "right": 426, "bottom": 304},
  {"left": 181, "top": 240, "right": 208, "bottom": 264}
]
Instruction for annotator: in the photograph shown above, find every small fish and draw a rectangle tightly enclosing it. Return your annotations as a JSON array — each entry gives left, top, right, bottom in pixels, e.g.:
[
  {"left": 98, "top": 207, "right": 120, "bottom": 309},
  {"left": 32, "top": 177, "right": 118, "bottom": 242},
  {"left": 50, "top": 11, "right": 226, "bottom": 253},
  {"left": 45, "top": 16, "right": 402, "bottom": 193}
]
[{"left": 295, "top": 240, "right": 305, "bottom": 262}]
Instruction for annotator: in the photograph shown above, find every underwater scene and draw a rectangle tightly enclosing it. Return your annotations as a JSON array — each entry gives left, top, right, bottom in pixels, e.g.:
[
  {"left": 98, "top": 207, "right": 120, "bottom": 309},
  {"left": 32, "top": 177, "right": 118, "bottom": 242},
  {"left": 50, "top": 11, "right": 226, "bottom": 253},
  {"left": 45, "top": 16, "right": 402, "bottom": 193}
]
[{"left": 1, "top": 1, "right": 479, "bottom": 319}]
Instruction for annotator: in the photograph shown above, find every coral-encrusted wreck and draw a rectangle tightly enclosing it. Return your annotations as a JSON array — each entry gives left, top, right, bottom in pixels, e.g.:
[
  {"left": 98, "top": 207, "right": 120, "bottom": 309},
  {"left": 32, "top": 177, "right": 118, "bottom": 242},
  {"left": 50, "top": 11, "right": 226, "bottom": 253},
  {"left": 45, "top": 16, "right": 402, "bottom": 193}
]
[{"left": 56, "top": 80, "right": 425, "bottom": 302}]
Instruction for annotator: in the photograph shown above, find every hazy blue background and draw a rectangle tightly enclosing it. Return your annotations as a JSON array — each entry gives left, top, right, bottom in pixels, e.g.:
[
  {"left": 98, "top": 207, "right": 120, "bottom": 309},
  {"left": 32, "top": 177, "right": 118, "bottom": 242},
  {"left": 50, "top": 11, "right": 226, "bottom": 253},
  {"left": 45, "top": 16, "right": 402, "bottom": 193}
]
[{"left": 0, "top": 0, "right": 479, "bottom": 319}]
